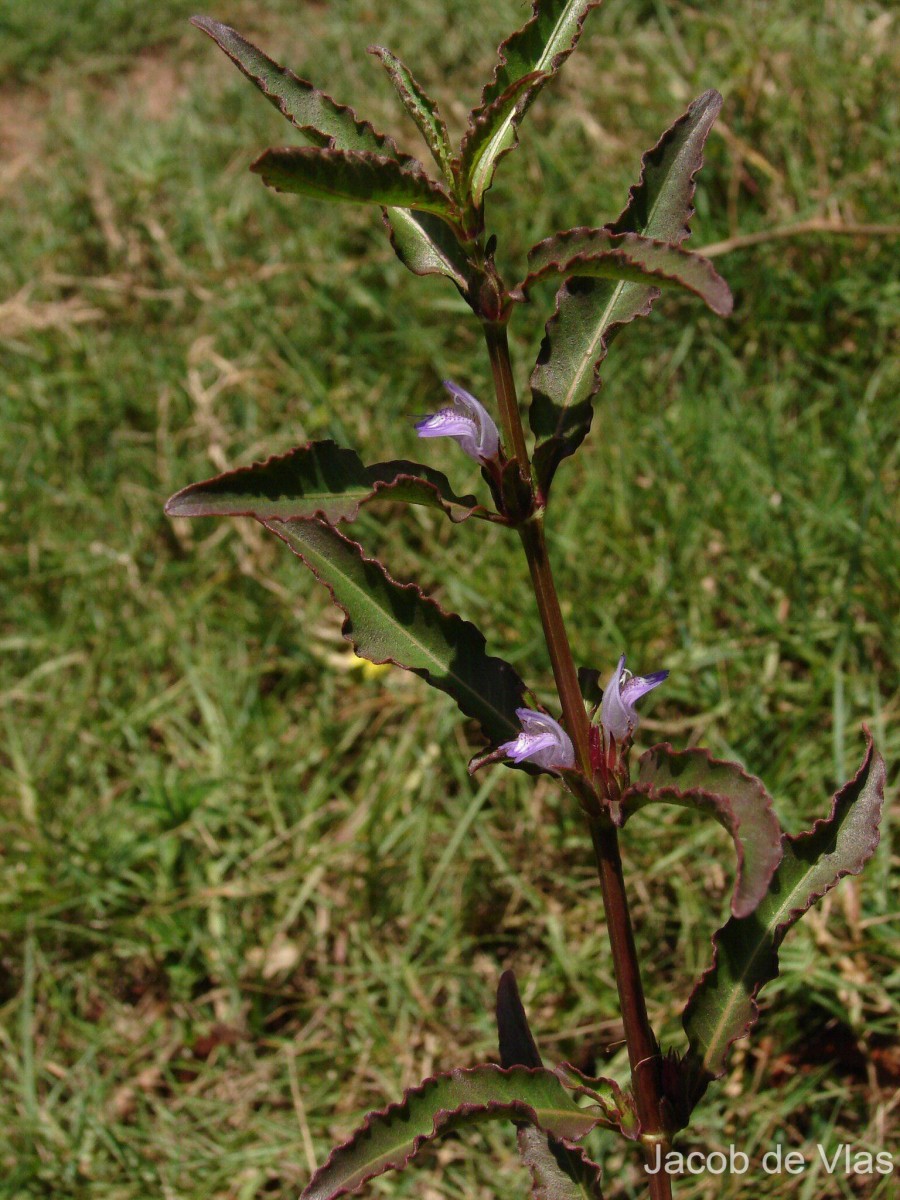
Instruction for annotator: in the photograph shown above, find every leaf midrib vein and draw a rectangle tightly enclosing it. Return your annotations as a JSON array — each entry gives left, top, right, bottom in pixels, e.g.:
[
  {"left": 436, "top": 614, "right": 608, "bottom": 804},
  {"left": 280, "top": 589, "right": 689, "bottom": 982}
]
[{"left": 697, "top": 851, "right": 837, "bottom": 1072}]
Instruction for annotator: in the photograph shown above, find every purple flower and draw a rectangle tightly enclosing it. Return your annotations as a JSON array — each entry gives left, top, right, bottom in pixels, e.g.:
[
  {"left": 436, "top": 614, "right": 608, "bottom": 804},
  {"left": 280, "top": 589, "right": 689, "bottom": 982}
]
[
  {"left": 599, "top": 654, "right": 668, "bottom": 744},
  {"left": 499, "top": 708, "right": 575, "bottom": 771},
  {"left": 414, "top": 381, "right": 500, "bottom": 463}
]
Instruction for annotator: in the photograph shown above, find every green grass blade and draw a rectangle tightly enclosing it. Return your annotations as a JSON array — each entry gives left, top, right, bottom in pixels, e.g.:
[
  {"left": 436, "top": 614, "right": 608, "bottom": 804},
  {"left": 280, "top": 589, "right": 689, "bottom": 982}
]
[
  {"left": 682, "top": 732, "right": 885, "bottom": 1103},
  {"left": 300, "top": 1064, "right": 604, "bottom": 1200},
  {"left": 264, "top": 519, "right": 528, "bottom": 748},
  {"left": 529, "top": 89, "right": 723, "bottom": 496},
  {"left": 624, "top": 745, "right": 783, "bottom": 918},
  {"left": 164, "top": 441, "right": 493, "bottom": 526}
]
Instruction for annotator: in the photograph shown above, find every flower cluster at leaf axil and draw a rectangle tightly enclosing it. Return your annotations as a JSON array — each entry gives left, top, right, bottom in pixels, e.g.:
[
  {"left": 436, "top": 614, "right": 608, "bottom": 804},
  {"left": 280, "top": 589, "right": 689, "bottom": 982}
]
[{"left": 498, "top": 655, "right": 668, "bottom": 773}]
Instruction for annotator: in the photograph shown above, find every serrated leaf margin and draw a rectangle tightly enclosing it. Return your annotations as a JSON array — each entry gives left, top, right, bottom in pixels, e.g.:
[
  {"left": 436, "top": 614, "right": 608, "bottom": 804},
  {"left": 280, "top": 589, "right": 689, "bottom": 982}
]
[
  {"left": 622, "top": 744, "right": 783, "bottom": 918},
  {"left": 263, "top": 518, "right": 528, "bottom": 749},
  {"left": 301, "top": 1064, "right": 605, "bottom": 1200},
  {"left": 163, "top": 441, "right": 495, "bottom": 526}
]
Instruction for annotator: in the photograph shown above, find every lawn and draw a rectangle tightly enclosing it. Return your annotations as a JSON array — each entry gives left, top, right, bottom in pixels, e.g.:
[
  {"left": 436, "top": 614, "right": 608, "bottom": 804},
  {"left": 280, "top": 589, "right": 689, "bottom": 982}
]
[{"left": 1, "top": 1, "right": 898, "bottom": 1198}]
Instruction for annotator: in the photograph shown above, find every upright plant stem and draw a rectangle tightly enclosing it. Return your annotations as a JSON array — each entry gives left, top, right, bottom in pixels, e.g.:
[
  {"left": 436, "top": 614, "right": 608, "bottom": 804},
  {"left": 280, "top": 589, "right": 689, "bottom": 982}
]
[
  {"left": 483, "top": 320, "right": 673, "bottom": 1200},
  {"left": 483, "top": 321, "right": 532, "bottom": 486}
]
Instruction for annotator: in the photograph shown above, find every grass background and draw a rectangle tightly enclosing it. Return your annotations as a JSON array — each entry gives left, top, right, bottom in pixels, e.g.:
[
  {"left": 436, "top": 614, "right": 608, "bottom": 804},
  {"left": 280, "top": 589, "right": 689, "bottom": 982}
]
[{"left": 1, "top": 1, "right": 898, "bottom": 1197}]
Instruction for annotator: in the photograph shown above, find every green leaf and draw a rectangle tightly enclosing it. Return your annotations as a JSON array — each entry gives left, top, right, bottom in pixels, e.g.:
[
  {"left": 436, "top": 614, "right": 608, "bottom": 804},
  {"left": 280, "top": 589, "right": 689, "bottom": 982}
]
[
  {"left": 191, "top": 16, "right": 413, "bottom": 160},
  {"left": 193, "top": 17, "right": 471, "bottom": 288},
  {"left": 528, "top": 89, "right": 723, "bottom": 497},
  {"left": 251, "top": 146, "right": 455, "bottom": 217},
  {"left": 460, "top": 71, "right": 547, "bottom": 205},
  {"left": 623, "top": 745, "right": 782, "bottom": 919},
  {"left": 263, "top": 519, "right": 527, "bottom": 749},
  {"left": 682, "top": 732, "right": 885, "bottom": 1104},
  {"left": 464, "top": 1, "right": 601, "bottom": 202},
  {"left": 164, "top": 441, "right": 493, "bottom": 526},
  {"left": 368, "top": 45, "right": 454, "bottom": 183},
  {"left": 516, "top": 229, "right": 732, "bottom": 315},
  {"left": 608, "top": 90, "right": 724, "bottom": 244},
  {"left": 382, "top": 208, "right": 476, "bottom": 294},
  {"left": 553, "top": 1063, "right": 638, "bottom": 1138},
  {"left": 496, "top": 975, "right": 606, "bottom": 1200},
  {"left": 301, "top": 1064, "right": 604, "bottom": 1200},
  {"left": 517, "top": 1127, "right": 605, "bottom": 1200}
]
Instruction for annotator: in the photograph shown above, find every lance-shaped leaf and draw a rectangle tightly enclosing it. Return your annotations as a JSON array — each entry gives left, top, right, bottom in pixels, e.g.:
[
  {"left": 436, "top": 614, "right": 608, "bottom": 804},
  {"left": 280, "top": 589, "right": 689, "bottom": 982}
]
[
  {"left": 529, "top": 89, "right": 723, "bottom": 497},
  {"left": 192, "top": 17, "right": 472, "bottom": 290},
  {"left": 263, "top": 519, "right": 527, "bottom": 748},
  {"left": 191, "top": 16, "right": 414, "bottom": 161},
  {"left": 460, "top": 70, "right": 547, "bottom": 205},
  {"left": 368, "top": 45, "right": 454, "bottom": 183},
  {"left": 514, "top": 229, "right": 732, "bottom": 315},
  {"left": 622, "top": 745, "right": 782, "bottom": 919},
  {"left": 302, "top": 1064, "right": 605, "bottom": 1200},
  {"left": 518, "top": 1128, "right": 606, "bottom": 1200},
  {"left": 251, "top": 146, "right": 455, "bottom": 217},
  {"left": 498, "top": 974, "right": 604, "bottom": 1198},
  {"left": 164, "top": 441, "right": 494, "bottom": 527},
  {"left": 496, "top": 972, "right": 619, "bottom": 1200},
  {"left": 497, "top": 970, "right": 544, "bottom": 1070},
  {"left": 464, "top": 0, "right": 602, "bottom": 203},
  {"left": 682, "top": 732, "right": 885, "bottom": 1105},
  {"left": 383, "top": 208, "right": 477, "bottom": 295}
]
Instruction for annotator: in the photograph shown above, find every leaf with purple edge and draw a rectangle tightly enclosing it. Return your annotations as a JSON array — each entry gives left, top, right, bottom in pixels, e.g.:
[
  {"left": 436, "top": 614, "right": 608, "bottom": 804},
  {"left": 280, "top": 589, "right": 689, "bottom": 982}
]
[
  {"left": 554, "top": 1063, "right": 638, "bottom": 1138},
  {"left": 164, "top": 441, "right": 496, "bottom": 526},
  {"left": 192, "top": 17, "right": 471, "bottom": 289},
  {"left": 517, "top": 1127, "right": 606, "bottom": 1200},
  {"left": 496, "top": 972, "right": 614, "bottom": 1198},
  {"left": 515, "top": 230, "right": 732, "bottom": 315},
  {"left": 251, "top": 146, "right": 455, "bottom": 218},
  {"left": 682, "top": 731, "right": 885, "bottom": 1106},
  {"left": 622, "top": 745, "right": 783, "bottom": 919},
  {"left": 300, "top": 1064, "right": 606, "bottom": 1200},
  {"left": 459, "top": 70, "right": 547, "bottom": 205},
  {"left": 529, "top": 90, "right": 723, "bottom": 497},
  {"left": 465, "top": 1, "right": 602, "bottom": 203},
  {"left": 368, "top": 45, "right": 454, "bottom": 183},
  {"left": 191, "top": 16, "right": 415, "bottom": 161},
  {"left": 262, "top": 519, "right": 528, "bottom": 751},
  {"left": 382, "top": 208, "right": 477, "bottom": 294}
]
